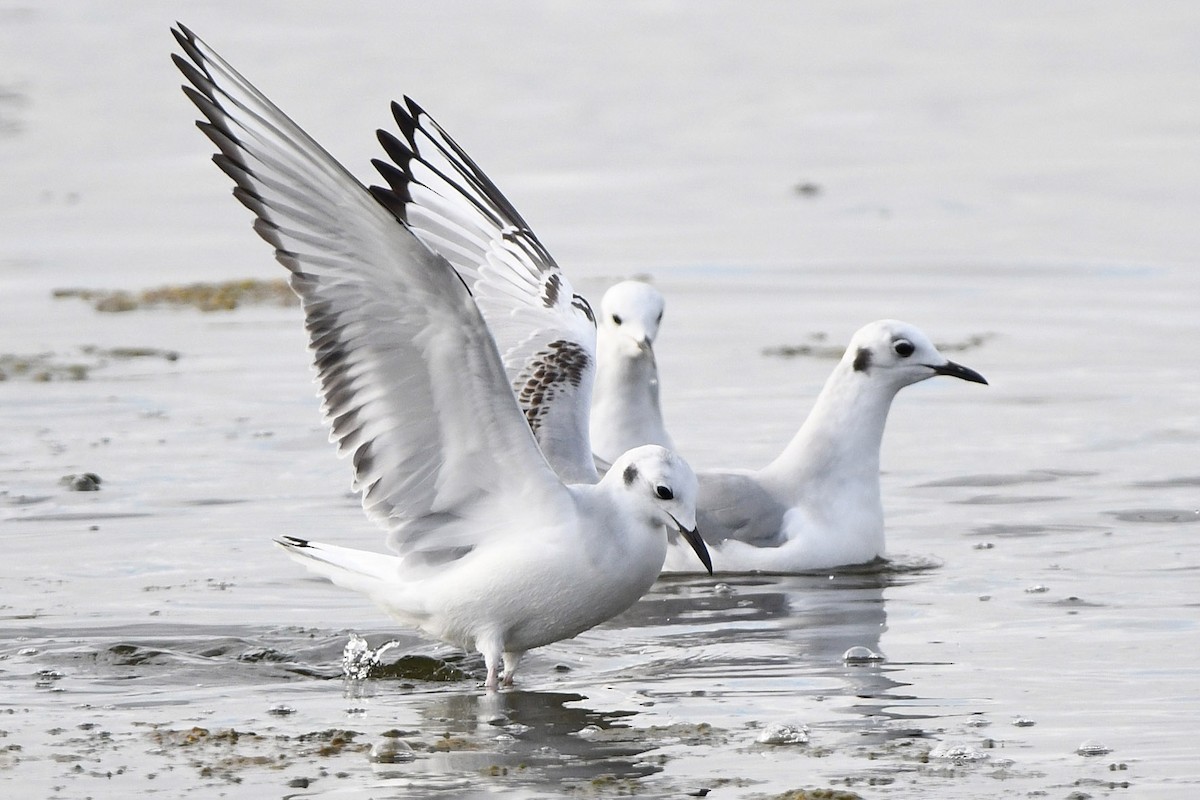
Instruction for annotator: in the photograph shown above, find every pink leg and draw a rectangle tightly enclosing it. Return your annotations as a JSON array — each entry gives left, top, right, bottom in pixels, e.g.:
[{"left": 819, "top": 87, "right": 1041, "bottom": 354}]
[{"left": 500, "top": 651, "right": 522, "bottom": 688}]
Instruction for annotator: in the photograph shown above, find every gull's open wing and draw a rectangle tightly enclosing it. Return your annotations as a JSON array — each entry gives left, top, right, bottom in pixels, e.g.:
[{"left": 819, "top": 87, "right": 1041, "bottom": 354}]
[
  {"left": 172, "top": 25, "right": 565, "bottom": 558},
  {"left": 369, "top": 98, "right": 599, "bottom": 484}
]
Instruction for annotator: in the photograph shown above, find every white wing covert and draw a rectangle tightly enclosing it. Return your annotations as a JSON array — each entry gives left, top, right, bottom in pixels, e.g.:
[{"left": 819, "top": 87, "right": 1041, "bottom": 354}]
[
  {"left": 172, "top": 25, "right": 564, "bottom": 559},
  {"left": 369, "top": 98, "right": 600, "bottom": 484}
]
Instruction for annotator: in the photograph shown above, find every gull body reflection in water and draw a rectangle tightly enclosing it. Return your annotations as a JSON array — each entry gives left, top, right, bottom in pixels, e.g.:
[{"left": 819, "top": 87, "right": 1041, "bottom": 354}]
[
  {"left": 604, "top": 570, "right": 906, "bottom": 708},
  {"left": 342, "top": 565, "right": 934, "bottom": 797}
]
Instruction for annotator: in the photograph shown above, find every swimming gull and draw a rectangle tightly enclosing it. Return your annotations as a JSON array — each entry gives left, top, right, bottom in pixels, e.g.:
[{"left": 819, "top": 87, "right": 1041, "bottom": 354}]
[
  {"left": 171, "top": 24, "right": 712, "bottom": 689},
  {"left": 659, "top": 319, "right": 987, "bottom": 573}
]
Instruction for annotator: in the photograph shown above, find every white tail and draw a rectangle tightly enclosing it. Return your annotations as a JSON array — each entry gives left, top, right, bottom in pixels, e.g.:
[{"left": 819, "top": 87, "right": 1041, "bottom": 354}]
[{"left": 274, "top": 536, "right": 400, "bottom": 596}]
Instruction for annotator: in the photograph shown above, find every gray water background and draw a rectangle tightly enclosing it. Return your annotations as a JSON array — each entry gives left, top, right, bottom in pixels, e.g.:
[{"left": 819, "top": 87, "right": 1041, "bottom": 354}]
[{"left": 2, "top": 3, "right": 1198, "bottom": 798}]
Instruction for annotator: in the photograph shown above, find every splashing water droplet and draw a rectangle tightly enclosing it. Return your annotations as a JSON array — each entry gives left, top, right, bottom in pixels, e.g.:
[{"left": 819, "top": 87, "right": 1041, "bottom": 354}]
[{"left": 341, "top": 632, "right": 402, "bottom": 680}]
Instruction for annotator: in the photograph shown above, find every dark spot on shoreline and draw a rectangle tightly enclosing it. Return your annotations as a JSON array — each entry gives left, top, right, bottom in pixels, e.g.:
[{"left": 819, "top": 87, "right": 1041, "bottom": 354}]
[{"left": 60, "top": 472, "right": 102, "bottom": 492}]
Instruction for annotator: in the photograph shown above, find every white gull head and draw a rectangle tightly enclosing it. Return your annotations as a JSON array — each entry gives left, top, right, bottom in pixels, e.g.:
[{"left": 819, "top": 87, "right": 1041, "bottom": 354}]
[{"left": 591, "top": 281, "right": 674, "bottom": 464}]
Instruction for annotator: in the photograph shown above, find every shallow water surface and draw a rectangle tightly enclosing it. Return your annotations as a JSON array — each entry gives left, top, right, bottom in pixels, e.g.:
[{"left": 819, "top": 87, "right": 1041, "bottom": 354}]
[
  {"left": 3, "top": 3, "right": 1200, "bottom": 798},
  {"left": 4, "top": 261, "right": 1197, "bottom": 798}
]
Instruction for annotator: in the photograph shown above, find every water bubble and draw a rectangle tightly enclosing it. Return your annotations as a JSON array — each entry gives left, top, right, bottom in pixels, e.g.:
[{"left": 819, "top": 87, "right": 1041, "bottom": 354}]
[
  {"left": 571, "top": 725, "right": 603, "bottom": 740},
  {"left": 17, "top": 647, "right": 38, "bottom": 656},
  {"left": 267, "top": 704, "right": 296, "bottom": 717},
  {"left": 929, "top": 742, "right": 990, "bottom": 762},
  {"left": 1077, "top": 740, "right": 1112, "bottom": 756},
  {"left": 369, "top": 736, "right": 415, "bottom": 763},
  {"left": 504, "top": 723, "right": 531, "bottom": 737},
  {"left": 1012, "top": 716, "right": 1036, "bottom": 727},
  {"left": 842, "top": 646, "right": 886, "bottom": 665},
  {"left": 756, "top": 722, "right": 809, "bottom": 745},
  {"left": 1025, "top": 584, "right": 1050, "bottom": 594},
  {"left": 712, "top": 583, "right": 735, "bottom": 597},
  {"left": 35, "top": 669, "right": 64, "bottom": 688}
]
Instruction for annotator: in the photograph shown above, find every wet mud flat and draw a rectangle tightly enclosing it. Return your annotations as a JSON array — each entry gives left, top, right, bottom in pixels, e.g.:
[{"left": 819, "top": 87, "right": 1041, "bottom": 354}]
[{"left": 0, "top": 568, "right": 1163, "bottom": 799}]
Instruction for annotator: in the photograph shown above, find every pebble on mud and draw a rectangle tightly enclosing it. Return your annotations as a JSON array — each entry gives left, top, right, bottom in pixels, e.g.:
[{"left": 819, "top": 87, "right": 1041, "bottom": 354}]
[
  {"left": 756, "top": 722, "right": 810, "bottom": 745},
  {"left": 60, "top": 472, "right": 102, "bottom": 491},
  {"left": 767, "top": 789, "right": 864, "bottom": 800},
  {"left": 928, "top": 742, "right": 990, "bottom": 762}
]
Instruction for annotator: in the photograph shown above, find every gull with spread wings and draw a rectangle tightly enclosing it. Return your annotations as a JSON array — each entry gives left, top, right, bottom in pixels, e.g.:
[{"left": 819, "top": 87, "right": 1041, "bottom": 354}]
[{"left": 172, "top": 25, "right": 711, "bottom": 690}]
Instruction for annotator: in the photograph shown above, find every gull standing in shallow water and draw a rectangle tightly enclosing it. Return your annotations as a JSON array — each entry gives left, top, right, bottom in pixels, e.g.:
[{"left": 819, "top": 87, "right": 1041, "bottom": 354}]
[
  {"left": 659, "top": 319, "right": 988, "bottom": 573},
  {"left": 171, "top": 25, "right": 712, "bottom": 690},
  {"left": 590, "top": 281, "right": 675, "bottom": 467}
]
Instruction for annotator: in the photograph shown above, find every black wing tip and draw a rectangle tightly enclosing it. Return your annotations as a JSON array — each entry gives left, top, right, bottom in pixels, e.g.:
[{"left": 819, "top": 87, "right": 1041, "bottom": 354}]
[
  {"left": 171, "top": 23, "right": 205, "bottom": 71},
  {"left": 276, "top": 535, "right": 312, "bottom": 548},
  {"left": 389, "top": 98, "right": 418, "bottom": 141},
  {"left": 170, "top": 23, "right": 192, "bottom": 47}
]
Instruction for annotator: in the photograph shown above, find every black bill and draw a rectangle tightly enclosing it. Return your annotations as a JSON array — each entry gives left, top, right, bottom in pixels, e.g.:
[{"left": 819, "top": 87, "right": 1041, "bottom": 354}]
[
  {"left": 932, "top": 360, "right": 988, "bottom": 385},
  {"left": 677, "top": 522, "right": 713, "bottom": 575}
]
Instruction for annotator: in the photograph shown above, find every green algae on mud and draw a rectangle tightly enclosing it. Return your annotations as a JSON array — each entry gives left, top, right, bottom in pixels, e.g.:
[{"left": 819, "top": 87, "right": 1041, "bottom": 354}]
[
  {"left": 53, "top": 278, "right": 298, "bottom": 313},
  {"left": 762, "top": 332, "right": 995, "bottom": 360},
  {"left": 0, "top": 346, "right": 178, "bottom": 381}
]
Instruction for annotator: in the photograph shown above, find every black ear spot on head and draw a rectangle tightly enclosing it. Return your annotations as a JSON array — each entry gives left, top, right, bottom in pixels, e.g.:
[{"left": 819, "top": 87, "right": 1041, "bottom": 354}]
[
  {"left": 853, "top": 346, "right": 872, "bottom": 372},
  {"left": 623, "top": 463, "right": 639, "bottom": 486}
]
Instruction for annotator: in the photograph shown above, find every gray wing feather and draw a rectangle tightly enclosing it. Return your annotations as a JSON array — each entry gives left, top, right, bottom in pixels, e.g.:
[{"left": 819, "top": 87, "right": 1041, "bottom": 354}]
[
  {"left": 172, "top": 25, "right": 563, "bottom": 557},
  {"left": 696, "top": 471, "right": 789, "bottom": 548}
]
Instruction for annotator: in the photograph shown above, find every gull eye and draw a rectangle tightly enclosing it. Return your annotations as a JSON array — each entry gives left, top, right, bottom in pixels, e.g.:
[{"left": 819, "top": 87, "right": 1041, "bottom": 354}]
[
  {"left": 654, "top": 485, "right": 674, "bottom": 501},
  {"left": 893, "top": 339, "right": 915, "bottom": 358},
  {"left": 612, "top": 314, "right": 623, "bottom": 325}
]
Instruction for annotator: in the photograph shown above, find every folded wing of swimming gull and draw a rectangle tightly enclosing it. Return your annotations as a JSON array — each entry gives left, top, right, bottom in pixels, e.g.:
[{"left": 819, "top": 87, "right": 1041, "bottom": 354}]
[
  {"left": 591, "top": 280, "right": 675, "bottom": 465},
  {"left": 368, "top": 100, "right": 599, "bottom": 484},
  {"left": 171, "top": 24, "right": 711, "bottom": 689},
  {"left": 660, "top": 319, "right": 988, "bottom": 574}
]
